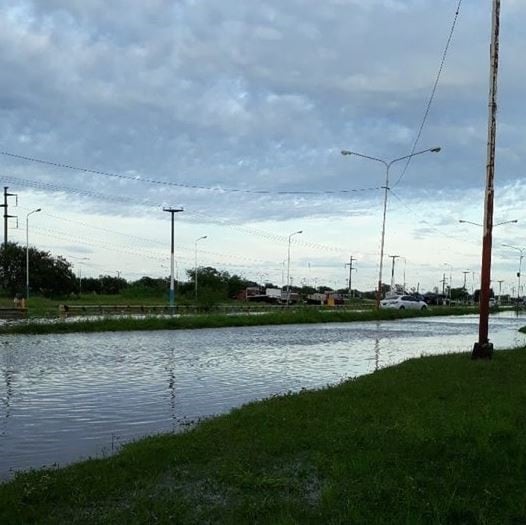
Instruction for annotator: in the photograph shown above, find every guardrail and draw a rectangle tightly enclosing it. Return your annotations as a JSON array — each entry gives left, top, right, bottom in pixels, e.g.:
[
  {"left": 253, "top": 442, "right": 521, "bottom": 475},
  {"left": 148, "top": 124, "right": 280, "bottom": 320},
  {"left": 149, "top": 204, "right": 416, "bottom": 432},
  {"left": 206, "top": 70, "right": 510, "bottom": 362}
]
[
  {"left": 58, "top": 303, "right": 374, "bottom": 318},
  {"left": 0, "top": 308, "right": 28, "bottom": 320}
]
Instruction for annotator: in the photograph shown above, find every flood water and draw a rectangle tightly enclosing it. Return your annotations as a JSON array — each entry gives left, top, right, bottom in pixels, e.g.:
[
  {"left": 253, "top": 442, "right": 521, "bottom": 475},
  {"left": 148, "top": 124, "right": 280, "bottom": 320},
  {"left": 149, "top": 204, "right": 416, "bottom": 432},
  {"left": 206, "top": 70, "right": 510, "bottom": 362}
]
[{"left": 1, "top": 311, "right": 525, "bottom": 480}]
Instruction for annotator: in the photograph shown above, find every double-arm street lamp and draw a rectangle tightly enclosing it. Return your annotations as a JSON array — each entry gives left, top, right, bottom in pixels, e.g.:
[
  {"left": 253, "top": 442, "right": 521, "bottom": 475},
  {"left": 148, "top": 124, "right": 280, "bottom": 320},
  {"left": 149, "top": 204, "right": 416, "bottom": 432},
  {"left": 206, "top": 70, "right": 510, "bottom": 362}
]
[
  {"left": 341, "top": 146, "right": 441, "bottom": 308},
  {"left": 502, "top": 243, "right": 525, "bottom": 302},
  {"left": 286, "top": 230, "right": 303, "bottom": 305},
  {"left": 26, "top": 208, "right": 42, "bottom": 303},
  {"left": 459, "top": 219, "right": 518, "bottom": 227},
  {"left": 194, "top": 235, "right": 207, "bottom": 301}
]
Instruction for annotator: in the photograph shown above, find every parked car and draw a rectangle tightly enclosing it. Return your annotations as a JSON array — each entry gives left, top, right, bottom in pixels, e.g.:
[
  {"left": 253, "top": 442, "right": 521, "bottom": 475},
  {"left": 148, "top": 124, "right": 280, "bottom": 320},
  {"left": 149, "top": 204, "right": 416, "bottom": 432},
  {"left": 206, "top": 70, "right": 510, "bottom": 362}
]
[{"left": 380, "top": 295, "right": 428, "bottom": 310}]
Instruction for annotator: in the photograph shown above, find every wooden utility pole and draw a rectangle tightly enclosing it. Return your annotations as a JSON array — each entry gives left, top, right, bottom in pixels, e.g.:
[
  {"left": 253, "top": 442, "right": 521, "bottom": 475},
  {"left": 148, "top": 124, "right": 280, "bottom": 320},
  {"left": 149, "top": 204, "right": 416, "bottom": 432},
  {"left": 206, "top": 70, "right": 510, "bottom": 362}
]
[{"left": 473, "top": 0, "right": 500, "bottom": 359}]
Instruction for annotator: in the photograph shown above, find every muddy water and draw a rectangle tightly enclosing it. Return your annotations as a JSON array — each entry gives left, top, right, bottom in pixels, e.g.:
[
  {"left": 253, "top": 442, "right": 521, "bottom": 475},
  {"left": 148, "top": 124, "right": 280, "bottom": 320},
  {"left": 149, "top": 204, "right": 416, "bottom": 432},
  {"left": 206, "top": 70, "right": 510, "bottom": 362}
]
[{"left": 1, "top": 311, "right": 525, "bottom": 479}]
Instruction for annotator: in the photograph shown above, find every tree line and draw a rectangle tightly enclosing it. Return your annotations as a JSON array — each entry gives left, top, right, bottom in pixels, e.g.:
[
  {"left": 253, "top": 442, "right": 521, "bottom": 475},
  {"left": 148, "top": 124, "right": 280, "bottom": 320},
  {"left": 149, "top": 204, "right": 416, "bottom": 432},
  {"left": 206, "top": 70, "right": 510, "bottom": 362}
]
[{"left": 0, "top": 243, "right": 260, "bottom": 300}]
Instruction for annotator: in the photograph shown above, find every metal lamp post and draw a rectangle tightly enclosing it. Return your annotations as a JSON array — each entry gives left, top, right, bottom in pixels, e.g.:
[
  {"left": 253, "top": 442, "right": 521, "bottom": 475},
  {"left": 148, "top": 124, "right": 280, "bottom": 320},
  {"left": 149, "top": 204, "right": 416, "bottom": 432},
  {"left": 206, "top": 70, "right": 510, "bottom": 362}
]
[
  {"left": 76, "top": 257, "right": 90, "bottom": 295},
  {"left": 25, "top": 208, "right": 41, "bottom": 303},
  {"left": 286, "top": 230, "right": 303, "bottom": 305},
  {"left": 341, "top": 147, "right": 441, "bottom": 308},
  {"left": 67, "top": 254, "right": 90, "bottom": 295},
  {"left": 194, "top": 235, "right": 207, "bottom": 301},
  {"left": 502, "top": 244, "right": 525, "bottom": 304}
]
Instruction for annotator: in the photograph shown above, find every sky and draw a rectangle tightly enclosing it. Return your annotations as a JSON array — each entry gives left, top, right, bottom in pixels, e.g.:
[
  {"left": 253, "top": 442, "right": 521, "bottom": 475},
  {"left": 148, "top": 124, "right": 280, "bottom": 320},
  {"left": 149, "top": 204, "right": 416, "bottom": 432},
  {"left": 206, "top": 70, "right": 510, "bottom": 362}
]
[{"left": 1, "top": 0, "right": 525, "bottom": 295}]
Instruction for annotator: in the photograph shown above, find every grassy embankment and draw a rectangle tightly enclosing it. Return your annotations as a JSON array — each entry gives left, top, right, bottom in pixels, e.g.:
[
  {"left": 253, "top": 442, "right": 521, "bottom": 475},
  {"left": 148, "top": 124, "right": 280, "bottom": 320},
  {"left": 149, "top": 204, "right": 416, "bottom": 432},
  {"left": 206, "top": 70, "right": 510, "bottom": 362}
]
[
  {"left": 1, "top": 348, "right": 525, "bottom": 523},
  {"left": 0, "top": 293, "right": 170, "bottom": 318},
  {"left": 0, "top": 306, "right": 479, "bottom": 335}
]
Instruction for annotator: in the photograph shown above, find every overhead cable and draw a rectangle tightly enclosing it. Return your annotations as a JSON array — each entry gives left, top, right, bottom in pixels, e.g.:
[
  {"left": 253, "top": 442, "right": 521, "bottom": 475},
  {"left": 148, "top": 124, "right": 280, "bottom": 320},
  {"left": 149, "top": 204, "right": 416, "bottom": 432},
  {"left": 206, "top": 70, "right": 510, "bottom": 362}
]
[
  {"left": 391, "top": 0, "right": 463, "bottom": 189},
  {"left": 1, "top": 174, "right": 354, "bottom": 255},
  {"left": 0, "top": 150, "right": 380, "bottom": 195}
]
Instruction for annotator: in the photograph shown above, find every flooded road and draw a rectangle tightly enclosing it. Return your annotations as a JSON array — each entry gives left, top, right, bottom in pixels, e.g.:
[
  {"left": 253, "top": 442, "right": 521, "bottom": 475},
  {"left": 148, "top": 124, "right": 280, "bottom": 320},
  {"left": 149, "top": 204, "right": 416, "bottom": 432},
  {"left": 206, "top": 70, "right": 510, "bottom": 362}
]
[{"left": 1, "top": 311, "right": 525, "bottom": 479}]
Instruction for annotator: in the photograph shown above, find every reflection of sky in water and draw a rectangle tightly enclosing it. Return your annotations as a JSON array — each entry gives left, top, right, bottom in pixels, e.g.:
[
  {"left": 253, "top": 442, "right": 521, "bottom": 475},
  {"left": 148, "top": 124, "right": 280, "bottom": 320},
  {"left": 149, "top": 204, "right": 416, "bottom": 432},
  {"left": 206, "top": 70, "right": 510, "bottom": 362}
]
[{"left": 1, "top": 312, "right": 525, "bottom": 479}]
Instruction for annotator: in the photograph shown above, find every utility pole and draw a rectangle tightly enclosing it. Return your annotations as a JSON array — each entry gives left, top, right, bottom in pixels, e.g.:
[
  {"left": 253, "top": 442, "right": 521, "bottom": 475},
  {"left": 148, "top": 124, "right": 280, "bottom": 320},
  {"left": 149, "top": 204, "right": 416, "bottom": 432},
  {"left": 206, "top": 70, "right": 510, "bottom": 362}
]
[
  {"left": 441, "top": 273, "right": 447, "bottom": 296},
  {"left": 473, "top": 0, "right": 500, "bottom": 359},
  {"left": 1, "top": 187, "right": 18, "bottom": 248},
  {"left": 388, "top": 255, "right": 400, "bottom": 293},
  {"left": 163, "top": 207, "right": 184, "bottom": 307},
  {"left": 345, "top": 256, "right": 356, "bottom": 298}
]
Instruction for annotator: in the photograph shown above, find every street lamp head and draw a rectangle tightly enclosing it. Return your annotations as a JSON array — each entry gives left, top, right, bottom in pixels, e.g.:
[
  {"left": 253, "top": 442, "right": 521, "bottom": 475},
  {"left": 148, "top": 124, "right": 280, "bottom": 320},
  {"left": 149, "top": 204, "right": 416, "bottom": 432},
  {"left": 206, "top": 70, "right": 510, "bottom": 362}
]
[
  {"left": 430, "top": 147, "right": 441, "bottom": 153},
  {"left": 27, "top": 208, "right": 42, "bottom": 217},
  {"left": 297, "top": 230, "right": 303, "bottom": 234},
  {"left": 340, "top": 150, "right": 352, "bottom": 156}
]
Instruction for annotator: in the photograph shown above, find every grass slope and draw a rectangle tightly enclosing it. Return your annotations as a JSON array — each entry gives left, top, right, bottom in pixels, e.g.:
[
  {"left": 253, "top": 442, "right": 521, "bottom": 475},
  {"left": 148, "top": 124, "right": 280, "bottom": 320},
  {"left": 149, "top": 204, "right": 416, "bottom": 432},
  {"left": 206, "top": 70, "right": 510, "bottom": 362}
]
[
  {"left": 2, "top": 349, "right": 525, "bottom": 524},
  {"left": 0, "top": 306, "right": 478, "bottom": 335}
]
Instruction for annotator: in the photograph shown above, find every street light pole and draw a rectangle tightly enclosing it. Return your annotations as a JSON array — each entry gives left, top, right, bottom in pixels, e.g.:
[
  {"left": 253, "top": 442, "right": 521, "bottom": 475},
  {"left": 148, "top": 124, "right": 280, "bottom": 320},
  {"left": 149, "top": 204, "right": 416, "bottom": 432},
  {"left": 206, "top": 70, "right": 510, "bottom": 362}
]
[
  {"left": 286, "top": 230, "right": 303, "bottom": 305},
  {"left": 341, "top": 147, "right": 441, "bottom": 308},
  {"left": 163, "top": 207, "right": 184, "bottom": 307},
  {"left": 444, "top": 263, "right": 453, "bottom": 302},
  {"left": 388, "top": 255, "right": 400, "bottom": 293},
  {"left": 194, "top": 235, "right": 207, "bottom": 302},
  {"left": 77, "top": 258, "right": 90, "bottom": 295},
  {"left": 462, "top": 270, "right": 470, "bottom": 290},
  {"left": 502, "top": 244, "right": 525, "bottom": 304},
  {"left": 497, "top": 279, "right": 504, "bottom": 303},
  {"left": 25, "top": 208, "right": 41, "bottom": 303}
]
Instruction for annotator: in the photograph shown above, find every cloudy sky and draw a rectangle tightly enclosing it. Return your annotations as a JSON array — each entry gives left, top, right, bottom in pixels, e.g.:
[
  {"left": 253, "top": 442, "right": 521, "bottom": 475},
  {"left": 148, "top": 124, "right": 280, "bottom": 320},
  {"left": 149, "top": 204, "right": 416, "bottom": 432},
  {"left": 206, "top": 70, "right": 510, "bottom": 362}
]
[{"left": 1, "top": 0, "right": 525, "bottom": 294}]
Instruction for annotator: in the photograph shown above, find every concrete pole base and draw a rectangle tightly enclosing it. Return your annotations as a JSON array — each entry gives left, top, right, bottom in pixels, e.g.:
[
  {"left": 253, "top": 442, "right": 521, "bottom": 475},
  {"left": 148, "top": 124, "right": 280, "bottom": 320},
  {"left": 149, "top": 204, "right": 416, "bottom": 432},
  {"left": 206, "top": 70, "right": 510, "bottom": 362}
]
[{"left": 472, "top": 342, "right": 494, "bottom": 360}]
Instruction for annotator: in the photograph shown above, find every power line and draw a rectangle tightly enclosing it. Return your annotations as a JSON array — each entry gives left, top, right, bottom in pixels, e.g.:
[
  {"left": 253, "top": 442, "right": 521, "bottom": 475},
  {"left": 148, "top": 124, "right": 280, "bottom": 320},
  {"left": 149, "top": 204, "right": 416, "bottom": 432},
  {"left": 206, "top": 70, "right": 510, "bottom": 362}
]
[
  {"left": 0, "top": 150, "right": 380, "bottom": 196},
  {"left": 0, "top": 174, "right": 155, "bottom": 208},
  {"left": 2, "top": 174, "right": 359, "bottom": 255},
  {"left": 18, "top": 206, "right": 283, "bottom": 266},
  {"left": 391, "top": 0, "right": 463, "bottom": 189},
  {"left": 18, "top": 224, "right": 303, "bottom": 272},
  {"left": 388, "top": 188, "right": 479, "bottom": 253}
]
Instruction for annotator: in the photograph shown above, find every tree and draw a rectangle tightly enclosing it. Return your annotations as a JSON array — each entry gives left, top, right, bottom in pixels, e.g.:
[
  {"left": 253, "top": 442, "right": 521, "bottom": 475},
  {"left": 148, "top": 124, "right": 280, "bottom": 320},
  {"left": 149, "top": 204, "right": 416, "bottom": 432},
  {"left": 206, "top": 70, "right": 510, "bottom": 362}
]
[
  {"left": 185, "top": 266, "right": 255, "bottom": 301},
  {"left": 0, "top": 242, "right": 76, "bottom": 297},
  {"left": 450, "top": 287, "right": 469, "bottom": 302},
  {"left": 97, "top": 275, "right": 127, "bottom": 295},
  {"left": 473, "top": 288, "right": 494, "bottom": 303}
]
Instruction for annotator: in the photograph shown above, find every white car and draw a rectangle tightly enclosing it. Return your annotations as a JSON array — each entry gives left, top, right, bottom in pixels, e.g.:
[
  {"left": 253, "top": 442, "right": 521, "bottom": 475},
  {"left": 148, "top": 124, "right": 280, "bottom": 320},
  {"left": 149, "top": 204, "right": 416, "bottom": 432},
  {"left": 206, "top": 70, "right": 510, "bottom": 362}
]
[{"left": 380, "top": 295, "right": 428, "bottom": 310}]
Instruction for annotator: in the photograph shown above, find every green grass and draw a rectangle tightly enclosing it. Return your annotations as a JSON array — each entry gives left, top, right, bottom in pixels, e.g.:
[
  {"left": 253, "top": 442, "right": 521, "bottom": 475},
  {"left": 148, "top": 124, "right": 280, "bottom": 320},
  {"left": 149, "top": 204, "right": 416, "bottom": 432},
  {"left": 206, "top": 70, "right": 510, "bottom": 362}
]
[
  {"left": 0, "top": 306, "right": 479, "bottom": 335},
  {"left": 0, "top": 294, "right": 170, "bottom": 317},
  {"left": 1, "top": 348, "right": 525, "bottom": 524}
]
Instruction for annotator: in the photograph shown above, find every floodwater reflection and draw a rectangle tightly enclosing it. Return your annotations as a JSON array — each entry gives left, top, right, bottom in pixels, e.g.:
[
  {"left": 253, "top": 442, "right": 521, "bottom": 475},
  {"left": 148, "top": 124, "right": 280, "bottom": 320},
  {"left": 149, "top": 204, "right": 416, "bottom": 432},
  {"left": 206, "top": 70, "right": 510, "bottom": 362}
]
[{"left": 1, "top": 311, "right": 525, "bottom": 479}]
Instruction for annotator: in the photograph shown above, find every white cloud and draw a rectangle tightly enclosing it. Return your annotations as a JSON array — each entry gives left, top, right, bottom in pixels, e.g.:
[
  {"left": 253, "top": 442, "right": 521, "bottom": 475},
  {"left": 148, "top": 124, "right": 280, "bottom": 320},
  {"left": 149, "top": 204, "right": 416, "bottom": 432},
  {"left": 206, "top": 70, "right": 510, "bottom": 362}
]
[{"left": 0, "top": 0, "right": 524, "bottom": 293}]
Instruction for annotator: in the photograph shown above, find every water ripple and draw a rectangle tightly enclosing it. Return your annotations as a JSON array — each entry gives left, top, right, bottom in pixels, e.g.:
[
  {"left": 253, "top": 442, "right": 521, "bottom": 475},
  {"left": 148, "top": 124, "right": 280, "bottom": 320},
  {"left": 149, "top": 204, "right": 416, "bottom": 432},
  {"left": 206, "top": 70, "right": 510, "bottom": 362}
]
[{"left": 1, "top": 312, "right": 525, "bottom": 479}]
